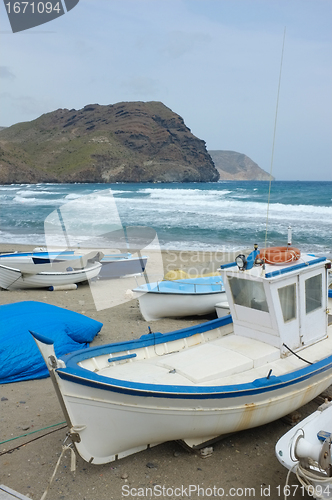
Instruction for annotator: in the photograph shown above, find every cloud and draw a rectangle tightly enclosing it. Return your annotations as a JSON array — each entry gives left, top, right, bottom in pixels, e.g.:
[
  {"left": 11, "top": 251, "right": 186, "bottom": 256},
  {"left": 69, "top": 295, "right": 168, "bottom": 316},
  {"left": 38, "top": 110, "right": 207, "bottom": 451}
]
[
  {"left": 162, "top": 30, "right": 211, "bottom": 59},
  {"left": 0, "top": 66, "right": 15, "bottom": 79},
  {"left": 121, "top": 76, "right": 160, "bottom": 97}
]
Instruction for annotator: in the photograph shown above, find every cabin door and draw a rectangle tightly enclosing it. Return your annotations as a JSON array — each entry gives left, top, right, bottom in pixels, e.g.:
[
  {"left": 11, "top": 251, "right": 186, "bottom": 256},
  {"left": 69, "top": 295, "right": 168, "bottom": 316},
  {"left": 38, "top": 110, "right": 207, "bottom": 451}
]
[{"left": 299, "top": 268, "right": 327, "bottom": 345}]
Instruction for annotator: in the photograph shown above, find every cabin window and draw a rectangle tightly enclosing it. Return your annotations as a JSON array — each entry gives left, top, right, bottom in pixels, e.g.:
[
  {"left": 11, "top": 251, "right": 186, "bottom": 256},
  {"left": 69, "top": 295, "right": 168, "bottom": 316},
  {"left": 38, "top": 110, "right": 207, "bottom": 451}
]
[
  {"left": 229, "top": 277, "right": 269, "bottom": 312},
  {"left": 305, "top": 274, "right": 322, "bottom": 314},
  {"left": 278, "top": 284, "right": 296, "bottom": 322}
]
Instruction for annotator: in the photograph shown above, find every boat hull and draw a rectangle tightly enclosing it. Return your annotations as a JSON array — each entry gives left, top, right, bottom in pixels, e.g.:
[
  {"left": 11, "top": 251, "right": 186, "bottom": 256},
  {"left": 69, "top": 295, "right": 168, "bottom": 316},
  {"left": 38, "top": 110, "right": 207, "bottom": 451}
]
[
  {"left": 99, "top": 256, "right": 147, "bottom": 279},
  {"left": 136, "top": 290, "right": 227, "bottom": 320},
  {"left": 56, "top": 361, "right": 332, "bottom": 464},
  {"left": 0, "top": 262, "right": 101, "bottom": 290}
]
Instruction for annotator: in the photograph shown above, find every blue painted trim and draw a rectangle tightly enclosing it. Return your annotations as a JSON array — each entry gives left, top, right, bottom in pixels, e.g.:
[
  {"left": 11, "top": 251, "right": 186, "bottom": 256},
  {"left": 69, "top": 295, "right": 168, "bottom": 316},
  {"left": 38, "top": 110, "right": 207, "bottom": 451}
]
[
  {"left": 265, "top": 257, "right": 326, "bottom": 278},
  {"left": 133, "top": 290, "right": 225, "bottom": 296},
  {"left": 0, "top": 251, "right": 74, "bottom": 259},
  {"left": 328, "top": 289, "right": 332, "bottom": 299},
  {"left": 59, "top": 316, "right": 233, "bottom": 366},
  {"left": 56, "top": 356, "right": 332, "bottom": 400},
  {"left": 29, "top": 330, "right": 54, "bottom": 345},
  {"left": 134, "top": 276, "right": 224, "bottom": 294},
  {"left": 108, "top": 353, "right": 137, "bottom": 363},
  {"left": 0, "top": 252, "right": 31, "bottom": 258}
]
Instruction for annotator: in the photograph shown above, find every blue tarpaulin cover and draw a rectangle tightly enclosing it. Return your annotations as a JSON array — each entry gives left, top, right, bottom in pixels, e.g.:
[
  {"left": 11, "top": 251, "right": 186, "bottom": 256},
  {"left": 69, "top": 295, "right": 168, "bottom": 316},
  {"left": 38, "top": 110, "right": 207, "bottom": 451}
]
[{"left": 0, "top": 301, "right": 103, "bottom": 384}]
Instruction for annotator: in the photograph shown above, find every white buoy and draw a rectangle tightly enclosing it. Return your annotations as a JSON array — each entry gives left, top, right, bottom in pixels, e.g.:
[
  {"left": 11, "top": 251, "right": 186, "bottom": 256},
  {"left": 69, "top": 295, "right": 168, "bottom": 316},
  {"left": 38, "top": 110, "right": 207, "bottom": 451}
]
[{"left": 49, "top": 284, "right": 78, "bottom": 291}]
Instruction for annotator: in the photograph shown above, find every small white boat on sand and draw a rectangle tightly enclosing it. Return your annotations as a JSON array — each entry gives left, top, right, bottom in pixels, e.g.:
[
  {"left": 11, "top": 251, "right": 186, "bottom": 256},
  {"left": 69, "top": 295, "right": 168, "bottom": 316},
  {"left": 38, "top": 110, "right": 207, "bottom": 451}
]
[
  {"left": 133, "top": 275, "right": 226, "bottom": 321},
  {"left": 0, "top": 249, "right": 74, "bottom": 265},
  {"left": 31, "top": 246, "right": 332, "bottom": 465},
  {"left": 30, "top": 251, "right": 148, "bottom": 280},
  {"left": 0, "top": 248, "right": 147, "bottom": 280},
  {"left": 276, "top": 400, "right": 332, "bottom": 499},
  {"left": 0, "top": 251, "right": 102, "bottom": 290}
]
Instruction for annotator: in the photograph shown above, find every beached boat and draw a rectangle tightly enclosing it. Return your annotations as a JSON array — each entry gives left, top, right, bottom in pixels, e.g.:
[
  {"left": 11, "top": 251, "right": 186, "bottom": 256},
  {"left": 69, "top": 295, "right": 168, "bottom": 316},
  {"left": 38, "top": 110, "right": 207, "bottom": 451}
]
[
  {"left": 31, "top": 246, "right": 332, "bottom": 464},
  {"left": 276, "top": 400, "right": 332, "bottom": 499},
  {"left": 98, "top": 253, "right": 147, "bottom": 279},
  {"left": 0, "top": 249, "right": 74, "bottom": 265},
  {"left": 0, "top": 251, "right": 102, "bottom": 290},
  {"left": 30, "top": 251, "right": 147, "bottom": 279},
  {"left": 132, "top": 275, "right": 226, "bottom": 320}
]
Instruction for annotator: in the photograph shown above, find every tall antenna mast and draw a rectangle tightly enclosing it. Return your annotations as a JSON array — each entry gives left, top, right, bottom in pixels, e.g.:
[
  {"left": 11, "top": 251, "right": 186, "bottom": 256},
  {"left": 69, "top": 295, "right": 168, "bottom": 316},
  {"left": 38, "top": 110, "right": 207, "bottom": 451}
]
[{"left": 264, "top": 27, "right": 286, "bottom": 250}]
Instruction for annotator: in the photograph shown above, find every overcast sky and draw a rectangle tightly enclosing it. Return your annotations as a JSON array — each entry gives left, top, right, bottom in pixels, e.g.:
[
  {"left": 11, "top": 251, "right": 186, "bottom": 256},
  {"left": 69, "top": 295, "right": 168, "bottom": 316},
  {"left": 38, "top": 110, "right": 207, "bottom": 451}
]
[{"left": 0, "top": 0, "right": 331, "bottom": 181}]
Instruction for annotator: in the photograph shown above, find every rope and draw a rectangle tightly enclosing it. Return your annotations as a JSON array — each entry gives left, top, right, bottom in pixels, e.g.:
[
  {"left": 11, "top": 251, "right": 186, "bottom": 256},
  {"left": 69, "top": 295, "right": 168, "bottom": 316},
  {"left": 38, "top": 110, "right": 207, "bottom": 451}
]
[
  {"left": 0, "top": 424, "right": 67, "bottom": 457},
  {"left": 40, "top": 442, "right": 76, "bottom": 500},
  {"left": 283, "top": 458, "right": 332, "bottom": 499},
  {"left": 0, "top": 421, "right": 66, "bottom": 445},
  {"left": 283, "top": 464, "right": 298, "bottom": 500},
  {"left": 264, "top": 27, "right": 286, "bottom": 252},
  {"left": 282, "top": 343, "right": 313, "bottom": 365},
  {"left": 296, "top": 463, "right": 332, "bottom": 499},
  {"left": 284, "top": 463, "right": 332, "bottom": 500}
]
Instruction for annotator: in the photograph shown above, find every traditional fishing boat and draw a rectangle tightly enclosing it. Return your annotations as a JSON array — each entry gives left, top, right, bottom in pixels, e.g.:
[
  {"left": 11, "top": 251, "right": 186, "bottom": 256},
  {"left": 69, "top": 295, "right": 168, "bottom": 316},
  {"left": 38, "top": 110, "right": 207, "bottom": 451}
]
[
  {"left": 0, "top": 249, "right": 147, "bottom": 283},
  {"left": 0, "top": 251, "right": 102, "bottom": 290},
  {"left": 276, "top": 400, "right": 332, "bottom": 499},
  {"left": 132, "top": 274, "right": 226, "bottom": 320},
  {"left": 31, "top": 251, "right": 147, "bottom": 279},
  {"left": 31, "top": 245, "right": 332, "bottom": 465}
]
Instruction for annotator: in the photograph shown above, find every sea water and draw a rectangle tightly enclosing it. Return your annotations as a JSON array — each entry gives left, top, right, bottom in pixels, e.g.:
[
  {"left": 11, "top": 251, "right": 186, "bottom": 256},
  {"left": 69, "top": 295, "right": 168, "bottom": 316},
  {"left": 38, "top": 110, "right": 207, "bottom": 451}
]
[{"left": 0, "top": 181, "right": 331, "bottom": 256}]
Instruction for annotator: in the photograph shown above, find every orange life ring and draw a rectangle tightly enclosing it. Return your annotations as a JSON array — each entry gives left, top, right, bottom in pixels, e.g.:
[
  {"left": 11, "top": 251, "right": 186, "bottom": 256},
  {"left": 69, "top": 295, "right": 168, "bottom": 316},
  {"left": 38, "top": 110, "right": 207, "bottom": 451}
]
[{"left": 258, "top": 246, "right": 301, "bottom": 265}]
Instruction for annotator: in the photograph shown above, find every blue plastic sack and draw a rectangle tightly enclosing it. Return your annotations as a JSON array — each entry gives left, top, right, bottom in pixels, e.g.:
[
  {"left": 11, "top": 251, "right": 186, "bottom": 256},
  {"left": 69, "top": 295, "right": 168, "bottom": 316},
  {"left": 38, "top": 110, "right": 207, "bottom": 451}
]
[{"left": 0, "top": 301, "right": 103, "bottom": 383}]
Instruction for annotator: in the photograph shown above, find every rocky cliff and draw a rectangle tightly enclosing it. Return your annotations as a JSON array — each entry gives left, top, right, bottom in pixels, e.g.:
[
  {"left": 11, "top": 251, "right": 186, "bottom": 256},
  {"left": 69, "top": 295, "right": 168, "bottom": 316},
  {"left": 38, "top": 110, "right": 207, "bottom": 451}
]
[
  {"left": 209, "top": 150, "right": 273, "bottom": 181},
  {"left": 0, "top": 102, "right": 219, "bottom": 184}
]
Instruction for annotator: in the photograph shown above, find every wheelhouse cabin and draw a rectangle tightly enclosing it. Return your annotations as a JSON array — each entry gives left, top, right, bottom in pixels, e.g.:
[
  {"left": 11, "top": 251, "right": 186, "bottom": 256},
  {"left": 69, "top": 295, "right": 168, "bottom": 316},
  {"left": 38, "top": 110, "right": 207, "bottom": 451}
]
[{"left": 220, "top": 251, "right": 330, "bottom": 357}]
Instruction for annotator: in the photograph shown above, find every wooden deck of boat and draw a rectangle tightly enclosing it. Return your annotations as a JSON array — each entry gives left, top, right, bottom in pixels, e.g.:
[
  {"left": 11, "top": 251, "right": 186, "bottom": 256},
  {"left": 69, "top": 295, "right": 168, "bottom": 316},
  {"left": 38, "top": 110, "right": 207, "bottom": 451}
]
[{"left": 95, "top": 325, "right": 332, "bottom": 387}]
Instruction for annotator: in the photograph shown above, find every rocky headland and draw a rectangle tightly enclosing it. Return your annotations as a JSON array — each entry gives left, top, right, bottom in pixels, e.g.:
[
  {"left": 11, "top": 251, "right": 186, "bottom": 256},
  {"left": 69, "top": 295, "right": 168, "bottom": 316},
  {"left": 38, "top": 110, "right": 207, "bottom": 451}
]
[
  {"left": 0, "top": 102, "right": 272, "bottom": 183},
  {"left": 0, "top": 102, "right": 218, "bottom": 184}
]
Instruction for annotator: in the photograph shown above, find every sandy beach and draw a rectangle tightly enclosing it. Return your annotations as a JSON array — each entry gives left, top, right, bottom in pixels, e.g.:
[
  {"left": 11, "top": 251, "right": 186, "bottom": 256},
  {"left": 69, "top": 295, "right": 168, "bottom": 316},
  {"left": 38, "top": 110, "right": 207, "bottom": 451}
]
[{"left": 0, "top": 244, "right": 329, "bottom": 500}]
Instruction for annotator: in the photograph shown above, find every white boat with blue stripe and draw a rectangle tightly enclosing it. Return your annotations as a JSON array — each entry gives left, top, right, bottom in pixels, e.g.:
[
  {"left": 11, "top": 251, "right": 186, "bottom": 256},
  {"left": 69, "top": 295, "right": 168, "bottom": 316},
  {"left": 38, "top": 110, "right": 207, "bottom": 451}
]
[
  {"left": 0, "top": 251, "right": 103, "bottom": 290},
  {"left": 133, "top": 274, "right": 226, "bottom": 321},
  {"left": 31, "top": 251, "right": 148, "bottom": 279},
  {"left": 31, "top": 246, "right": 332, "bottom": 465},
  {"left": 0, "top": 249, "right": 147, "bottom": 280}
]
